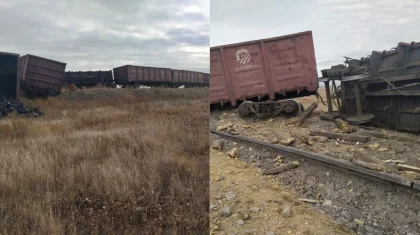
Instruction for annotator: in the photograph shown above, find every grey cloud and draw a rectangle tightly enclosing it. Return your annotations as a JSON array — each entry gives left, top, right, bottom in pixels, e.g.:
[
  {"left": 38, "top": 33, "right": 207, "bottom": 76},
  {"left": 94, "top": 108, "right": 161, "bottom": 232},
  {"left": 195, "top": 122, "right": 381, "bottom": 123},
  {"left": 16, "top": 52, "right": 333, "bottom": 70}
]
[
  {"left": 0, "top": 0, "right": 209, "bottom": 72},
  {"left": 212, "top": 0, "right": 419, "bottom": 75}
]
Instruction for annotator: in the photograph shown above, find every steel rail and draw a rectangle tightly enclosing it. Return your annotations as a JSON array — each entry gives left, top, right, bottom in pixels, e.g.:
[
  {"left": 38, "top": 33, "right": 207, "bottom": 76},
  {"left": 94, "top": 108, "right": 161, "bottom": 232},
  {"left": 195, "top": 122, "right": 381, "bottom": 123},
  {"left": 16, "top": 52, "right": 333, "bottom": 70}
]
[{"left": 211, "top": 130, "right": 420, "bottom": 191}]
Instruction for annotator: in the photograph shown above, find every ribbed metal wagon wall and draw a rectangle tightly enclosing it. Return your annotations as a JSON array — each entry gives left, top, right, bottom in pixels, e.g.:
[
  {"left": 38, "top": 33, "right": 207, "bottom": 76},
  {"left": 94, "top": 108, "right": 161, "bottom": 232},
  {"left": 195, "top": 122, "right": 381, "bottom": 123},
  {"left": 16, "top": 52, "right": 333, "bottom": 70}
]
[
  {"left": 0, "top": 52, "right": 19, "bottom": 99},
  {"left": 64, "top": 70, "right": 113, "bottom": 87},
  {"left": 324, "top": 42, "right": 420, "bottom": 133},
  {"left": 210, "top": 31, "right": 319, "bottom": 106},
  {"left": 19, "top": 54, "right": 66, "bottom": 96},
  {"left": 113, "top": 65, "right": 172, "bottom": 87}
]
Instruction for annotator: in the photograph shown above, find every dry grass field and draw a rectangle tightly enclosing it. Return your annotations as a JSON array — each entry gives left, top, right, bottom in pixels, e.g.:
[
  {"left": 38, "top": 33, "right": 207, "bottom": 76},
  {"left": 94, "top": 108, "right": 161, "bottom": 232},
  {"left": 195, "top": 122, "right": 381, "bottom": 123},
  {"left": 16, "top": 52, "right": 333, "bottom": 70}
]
[{"left": 0, "top": 87, "right": 209, "bottom": 235}]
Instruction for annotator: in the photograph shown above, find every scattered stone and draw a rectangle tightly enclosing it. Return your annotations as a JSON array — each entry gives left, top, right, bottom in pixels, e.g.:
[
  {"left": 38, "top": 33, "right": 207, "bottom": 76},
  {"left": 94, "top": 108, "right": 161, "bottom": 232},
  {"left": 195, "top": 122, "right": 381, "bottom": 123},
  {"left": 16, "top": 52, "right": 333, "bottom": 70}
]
[
  {"left": 266, "top": 232, "right": 275, "bottom": 235},
  {"left": 210, "top": 204, "right": 217, "bottom": 210},
  {"left": 242, "top": 213, "right": 250, "bottom": 220},
  {"left": 267, "top": 118, "right": 274, "bottom": 123},
  {"left": 236, "top": 219, "right": 245, "bottom": 225},
  {"left": 225, "top": 191, "right": 237, "bottom": 201},
  {"left": 227, "top": 148, "right": 239, "bottom": 158},
  {"left": 275, "top": 155, "right": 284, "bottom": 163},
  {"left": 336, "top": 217, "right": 349, "bottom": 224},
  {"left": 216, "top": 123, "right": 233, "bottom": 131},
  {"left": 245, "top": 199, "right": 254, "bottom": 204},
  {"left": 365, "top": 225, "right": 375, "bottom": 232},
  {"left": 220, "top": 206, "right": 232, "bottom": 217},
  {"left": 280, "top": 137, "right": 295, "bottom": 146},
  {"left": 322, "top": 200, "right": 332, "bottom": 206},
  {"left": 250, "top": 207, "right": 260, "bottom": 213},
  {"left": 373, "top": 221, "right": 378, "bottom": 227},
  {"left": 326, "top": 172, "right": 331, "bottom": 177},
  {"left": 281, "top": 205, "right": 293, "bottom": 218},
  {"left": 0, "top": 95, "right": 43, "bottom": 118},
  {"left": 354, "top": 219, "right": 365, "bottom": 225},
  {"left": 211, "top": 139, "right": 224, "bottom": 151},
  {"left": 346, "top": 181, "right": 352, "bottom": 186},
  {"left": 270, "top": 138, "right": 280, "bottom": 144}
]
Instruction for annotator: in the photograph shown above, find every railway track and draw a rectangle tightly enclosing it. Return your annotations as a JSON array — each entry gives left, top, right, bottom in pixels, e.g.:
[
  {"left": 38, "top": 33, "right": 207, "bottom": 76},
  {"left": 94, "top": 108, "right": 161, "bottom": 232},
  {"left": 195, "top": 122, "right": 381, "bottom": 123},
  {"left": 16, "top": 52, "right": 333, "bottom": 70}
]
[{"left": 211, "top": 130, "right": 420, "bottom": 191}]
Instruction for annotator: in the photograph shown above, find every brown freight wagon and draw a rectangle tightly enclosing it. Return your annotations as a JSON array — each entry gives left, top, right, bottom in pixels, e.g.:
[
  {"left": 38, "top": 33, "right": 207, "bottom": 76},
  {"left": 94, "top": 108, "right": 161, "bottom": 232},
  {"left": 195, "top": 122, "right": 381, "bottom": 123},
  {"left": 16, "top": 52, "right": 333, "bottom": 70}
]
[
  {"left": 19, "top": 54, "right": 66, "bottom": 96},
  {"left": 113, "top": 65, "right": 172, "bottom": 87},
  {"left": 203, "top": 73, "right": 210, "bottom": 87},
  {"left": 210, "top": 31, "right": 319, "bottom": 106},
  {"left": 0, "top": 52, "right": 19, "bottom": 99}
]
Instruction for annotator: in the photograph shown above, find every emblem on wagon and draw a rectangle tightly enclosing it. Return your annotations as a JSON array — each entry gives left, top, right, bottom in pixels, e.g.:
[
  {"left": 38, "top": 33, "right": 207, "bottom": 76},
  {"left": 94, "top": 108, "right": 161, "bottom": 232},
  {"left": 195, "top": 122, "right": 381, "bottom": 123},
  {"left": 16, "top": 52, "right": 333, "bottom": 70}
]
[{"left": 236, "top": 49, "right": 251, "bottom": 64}]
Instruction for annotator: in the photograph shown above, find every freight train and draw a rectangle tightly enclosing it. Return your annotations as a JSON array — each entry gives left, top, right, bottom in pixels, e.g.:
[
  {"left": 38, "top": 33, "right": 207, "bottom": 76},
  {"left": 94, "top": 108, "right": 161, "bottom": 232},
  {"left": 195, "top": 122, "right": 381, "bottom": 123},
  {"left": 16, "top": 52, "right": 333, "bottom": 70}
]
[
  {"left": 320, "top": 41, "right": 420, "bottom": 133},
  {"left": 210, "top": 31, "right": 318, "bottom": 118},
  {"left": 0, "top": 52, "right": 209, "bottom": 99}
]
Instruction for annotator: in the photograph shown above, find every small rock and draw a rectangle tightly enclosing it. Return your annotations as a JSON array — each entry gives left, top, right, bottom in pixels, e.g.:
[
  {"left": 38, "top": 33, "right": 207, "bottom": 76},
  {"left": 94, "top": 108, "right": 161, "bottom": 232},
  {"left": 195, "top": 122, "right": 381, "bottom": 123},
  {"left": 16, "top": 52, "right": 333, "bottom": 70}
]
[
  {"left": 335, "top": 141, "right": 340, "bottom": 146},
  {"left": 227, "top": 148, "right": 239, "bottom": 158},
  {"left": 348, "top": 222, "right": 358, "bottom": 231},
  {"left": 225, "top": 191, "right": 237, "bottom": 201},
  {"left": 282, "top": 205, "right": 292, "bottom": 218},
  {"left": 211, "top": 139, "right": 224, "bottom": 151},
  {"left": 326, "top": 172, "right": 330, "bottom": 177},
  {"left": 266, "top": 232, "right": 275, "bottom": 235},
  {"left": 354, "top": 219, "right": 365, "bottom": 225},
  {"left": 236, "top": 219, "right": 245, "bottom": 225},
  {"left": 245, "top": 199, "right": 254, "bottom": 203},
  {"left": 364, "top": 225, "right": 375, "bottom": 232},
  {"left": 270, "top": 138, "right": 280, "bottom": 144},
  {"left": 346, "top": 181, "right": 352, "bottom": 186},
  {"left": 267, "top": 118, "right": 274, "bottom": 123},
  {"left": 316, "top": 136, "right": 328, "bottom": 143},
  {"left": 322, "top": 200, "right": 332, "bottom": 206},
  {"left": 242, "top": 213, "right": 250, "bottom": 220},
  {"left": 220, "top": 206, "right": 232, "bottom": 217},
  {"left": 250, "top": 207, "right": 260, "bottom": 213},
  {"left": 373, "top": 222, "right": 378, "bottom": 227},
  {"left": 336, "top": 217, "right": 349, "bottom": 224},
  {"left": 210, "top": 205, "right": 217, "bottom": 210},
  {"left": 280, "top": 137, "right": 295, "bottom": 146}
]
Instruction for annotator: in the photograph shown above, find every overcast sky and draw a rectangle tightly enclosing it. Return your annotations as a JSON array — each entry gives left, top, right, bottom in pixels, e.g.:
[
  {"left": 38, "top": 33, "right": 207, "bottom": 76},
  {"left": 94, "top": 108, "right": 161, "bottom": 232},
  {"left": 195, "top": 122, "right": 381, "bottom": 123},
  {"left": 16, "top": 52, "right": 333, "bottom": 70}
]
[
  {"left": 211, "top": 0, "right": 420, "bottom": 76},
  {"left": 0, "top": 0, "right": 209, "bottom": 72}
]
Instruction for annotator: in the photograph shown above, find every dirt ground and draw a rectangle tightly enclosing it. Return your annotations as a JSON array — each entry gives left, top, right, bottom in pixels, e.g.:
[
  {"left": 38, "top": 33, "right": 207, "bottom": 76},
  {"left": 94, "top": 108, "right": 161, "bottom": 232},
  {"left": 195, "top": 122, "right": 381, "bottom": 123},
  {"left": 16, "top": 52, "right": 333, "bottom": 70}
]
[
  {"left": 210, "top": 88, "right": 420, "bottom": 235},
  {"left": 210, "top": 149, "right": 352, "bottom": 235}
]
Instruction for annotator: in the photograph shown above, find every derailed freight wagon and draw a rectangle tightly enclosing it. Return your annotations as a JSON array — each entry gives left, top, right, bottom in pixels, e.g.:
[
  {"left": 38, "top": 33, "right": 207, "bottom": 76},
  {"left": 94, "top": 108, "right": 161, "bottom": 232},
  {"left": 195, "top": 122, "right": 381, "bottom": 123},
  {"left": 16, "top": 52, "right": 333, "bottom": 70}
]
[
  {"left": 321, "top": 41, "right": 420, "bottom": 133},
  {"left": 113, "top": 65, "right": 172, "bottom": 87},
  {"left": 64, "top": 70, "right": 114, "bottom": 87},
  {"left": 0, "top": 52, "right": 19, "bottom": 99},
  {"left": 19, "top": 54, "right": 66, "bottom": 96},
  {"left": 203, "top": 72, "right": 210, "bottom": 87},
  {"left": 210, "top": 31, "right": 319, "bottom": 107},
  {"left": 172, "top": 70, "right": 206, "bottom": 87}
]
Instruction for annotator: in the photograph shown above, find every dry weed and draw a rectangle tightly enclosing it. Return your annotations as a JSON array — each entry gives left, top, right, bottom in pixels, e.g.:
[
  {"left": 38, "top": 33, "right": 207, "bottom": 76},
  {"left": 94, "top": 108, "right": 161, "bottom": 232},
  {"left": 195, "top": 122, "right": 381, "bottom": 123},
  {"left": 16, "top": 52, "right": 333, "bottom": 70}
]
[{"left": 0, "top": 88, "right": 209, "bottom": 235}]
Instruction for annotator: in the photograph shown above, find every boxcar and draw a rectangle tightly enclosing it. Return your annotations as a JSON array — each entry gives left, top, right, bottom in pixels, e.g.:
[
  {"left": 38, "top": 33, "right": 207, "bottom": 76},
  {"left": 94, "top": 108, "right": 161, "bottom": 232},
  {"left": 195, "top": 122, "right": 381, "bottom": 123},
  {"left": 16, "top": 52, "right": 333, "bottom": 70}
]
[
  {"left": 0, "top": 52, "right": 19, "bottom": 99},
  {"left": 64, "top": 70, "right": 113, "bottom": 87},
  {"left": 19, "top": 54, "right": 66, "bottom": 96},
  {"left": 113, "top": 65, "right": 172, "bottom": 87},
  {"left": 210, "top": 31, "right": 319, "bottom": 106}
]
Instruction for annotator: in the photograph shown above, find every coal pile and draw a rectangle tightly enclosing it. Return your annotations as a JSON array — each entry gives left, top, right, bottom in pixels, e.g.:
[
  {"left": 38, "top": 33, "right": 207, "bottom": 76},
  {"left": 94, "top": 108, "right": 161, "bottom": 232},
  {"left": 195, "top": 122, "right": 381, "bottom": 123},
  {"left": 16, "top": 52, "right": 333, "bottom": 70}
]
[{"left": 0, "top": 95, "right": 43, "bottom": 118}]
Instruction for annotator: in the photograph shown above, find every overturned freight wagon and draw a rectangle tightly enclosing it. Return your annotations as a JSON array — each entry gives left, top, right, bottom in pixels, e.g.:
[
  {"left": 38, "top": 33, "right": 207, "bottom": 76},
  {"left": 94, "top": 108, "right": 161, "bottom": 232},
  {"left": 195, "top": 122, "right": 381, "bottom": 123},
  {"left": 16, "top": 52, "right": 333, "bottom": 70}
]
[
  {"left": 113, "top": 65, "right": 172, "bottom": 87},
  {"left": 19, "top": 54, "right": 66, "bottom": 96},
  {"left": 0, "top": 52, "right": 19, "bottom": 99},
  {"left": 320, "top": 41, "right": 420, "bottom": 133},
  {"left": 210, "top": 31, "right": 319, "bottom": 107},
  {"left": 64, "top": 70, "right": 114, "bottom": 87}
]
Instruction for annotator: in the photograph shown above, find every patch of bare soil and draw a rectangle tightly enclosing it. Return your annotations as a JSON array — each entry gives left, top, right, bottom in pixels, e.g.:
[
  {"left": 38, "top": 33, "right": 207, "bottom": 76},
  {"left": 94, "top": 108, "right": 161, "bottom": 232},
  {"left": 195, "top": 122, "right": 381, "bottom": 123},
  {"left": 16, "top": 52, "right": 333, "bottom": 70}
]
[{"left": 210, "top": 149, "right": 352, "bottom": 235}]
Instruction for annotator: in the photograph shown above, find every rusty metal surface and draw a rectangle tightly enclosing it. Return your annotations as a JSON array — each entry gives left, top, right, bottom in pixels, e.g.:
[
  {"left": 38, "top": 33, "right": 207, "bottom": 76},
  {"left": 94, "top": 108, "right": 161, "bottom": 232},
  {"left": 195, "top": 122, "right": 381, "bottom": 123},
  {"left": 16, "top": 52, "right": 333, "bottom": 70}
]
[
  {"left": 0, "top": 52, "right": 19, "bottom": 99},
  {"left": 210, "top": 31, "right": 319, "bottom": 106},
  {"left": 19, "top": 54, "right": 66, "bottom": 96},
  {"left": 64, "top": 70, "right": 113, "bottom": 87}
]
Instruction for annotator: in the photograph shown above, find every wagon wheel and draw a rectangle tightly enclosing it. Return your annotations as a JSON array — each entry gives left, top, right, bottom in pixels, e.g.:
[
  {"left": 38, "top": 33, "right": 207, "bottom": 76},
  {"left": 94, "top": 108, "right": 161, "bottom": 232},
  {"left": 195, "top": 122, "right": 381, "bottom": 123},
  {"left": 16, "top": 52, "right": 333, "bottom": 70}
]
[
  {"left": 280, "top": 100, "right": 302, "bottom": 118},
  {"left": 238, "top": 101, "right": 257, "bottom": 118}
]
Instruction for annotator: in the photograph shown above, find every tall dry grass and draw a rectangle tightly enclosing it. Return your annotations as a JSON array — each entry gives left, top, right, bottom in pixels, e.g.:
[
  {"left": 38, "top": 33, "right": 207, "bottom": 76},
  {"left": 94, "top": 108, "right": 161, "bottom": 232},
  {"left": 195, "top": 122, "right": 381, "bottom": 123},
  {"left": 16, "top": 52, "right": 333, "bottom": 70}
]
[{"left": 0, "top": 88, "right": 209, "bottom": 235}]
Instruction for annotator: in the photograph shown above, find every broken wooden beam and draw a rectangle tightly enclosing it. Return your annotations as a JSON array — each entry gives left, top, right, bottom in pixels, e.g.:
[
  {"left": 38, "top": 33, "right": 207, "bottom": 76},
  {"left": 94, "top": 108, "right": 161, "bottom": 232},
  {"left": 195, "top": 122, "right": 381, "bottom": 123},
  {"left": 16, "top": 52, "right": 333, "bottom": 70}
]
[
  {"left": 297, "top": 103, "right": 318, "bottom": 126},
  {"left": 309, "top": 130, "right": 370, "bottom": 143},
  {"left": 396, "top": 164, "right": 420, "bottom": 173},
  {"left": 298, "top": 198, "right": 321, "bottom": 204},
  {"left": 334, "top": 118, "right": 357, "bottom": 133},
  {"left": 262, "top": 161, "right": 300, "bottom": 175}
]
